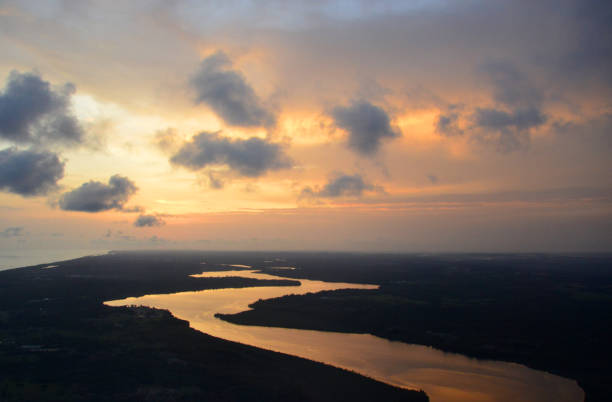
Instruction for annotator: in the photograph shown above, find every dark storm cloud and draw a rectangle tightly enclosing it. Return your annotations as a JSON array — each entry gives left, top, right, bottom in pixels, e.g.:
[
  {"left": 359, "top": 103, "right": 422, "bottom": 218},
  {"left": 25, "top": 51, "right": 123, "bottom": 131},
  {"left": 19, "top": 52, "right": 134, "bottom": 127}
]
[
  {"left": 190, "top": 51, "right": 275, "bottom": 128},
  {"left": 133, "top": 214, "right": 165, "bottom": 228},
  {"left": 0, "top": 71, "right": 84, "bottom": 146},
  {"left": 0, "top": 148, "right": 64, "bottom": 196},
  {"left": 170, "top": 131, "right": 291, "bottom": 177},
  {"left": 0, "top": 226, "right": 25, "bottom": 238},
  {"left": 58, "top": 175, "right": 138, "bottom": 212},
  {"left": 331, "top": 101, "right": 399, "bottom": 156},
  {"left": 301, "top": 173, "right": 381, "bottom": 199}
]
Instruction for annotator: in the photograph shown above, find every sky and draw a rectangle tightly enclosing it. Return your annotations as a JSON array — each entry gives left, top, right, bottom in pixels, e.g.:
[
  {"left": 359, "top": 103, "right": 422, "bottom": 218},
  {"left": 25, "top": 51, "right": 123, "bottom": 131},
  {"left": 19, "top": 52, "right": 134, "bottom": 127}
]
[{"left": 0, "top": 0, "right": 610, "bottom": 253}]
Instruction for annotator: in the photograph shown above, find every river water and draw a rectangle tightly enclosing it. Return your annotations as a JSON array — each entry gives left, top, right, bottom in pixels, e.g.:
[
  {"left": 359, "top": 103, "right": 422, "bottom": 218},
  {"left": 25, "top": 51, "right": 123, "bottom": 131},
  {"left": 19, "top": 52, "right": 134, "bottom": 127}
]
[{"left": 105, "top": 269, "right": 584, "bottom": 402}]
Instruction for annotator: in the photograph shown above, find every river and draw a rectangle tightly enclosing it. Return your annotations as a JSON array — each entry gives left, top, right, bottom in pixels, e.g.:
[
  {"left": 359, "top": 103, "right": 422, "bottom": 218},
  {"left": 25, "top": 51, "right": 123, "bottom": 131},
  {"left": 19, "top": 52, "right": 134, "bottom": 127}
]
[{"left": 105, "top": 268, "right": 584, "bottom": 402}]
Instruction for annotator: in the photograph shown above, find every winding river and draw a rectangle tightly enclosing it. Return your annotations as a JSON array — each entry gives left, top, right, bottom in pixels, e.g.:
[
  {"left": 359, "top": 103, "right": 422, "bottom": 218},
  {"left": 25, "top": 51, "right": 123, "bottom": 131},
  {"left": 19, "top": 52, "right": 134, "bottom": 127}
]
[{"left": 105, "top": 268, "right": 584, "bottom": 402}]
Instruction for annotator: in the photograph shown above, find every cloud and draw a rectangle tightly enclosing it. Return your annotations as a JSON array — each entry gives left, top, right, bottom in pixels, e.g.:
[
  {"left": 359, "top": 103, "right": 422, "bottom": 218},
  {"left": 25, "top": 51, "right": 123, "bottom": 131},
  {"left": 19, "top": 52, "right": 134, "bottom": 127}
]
[
  {"left": 331, "top": 100, "right": 399, "bottom": 156},
  {"left": 0, "top": 147, "right": 64, "bottom": 196},
  {"left": 190, "top": 51, "right": 275, "bottom": 128},
  {"left": 121, "top": 205, "right": 145, "bottom": 213},
  {"left": 432, "top": 62, "right": 548, "bottom": 152},
  {"left": 474, "top": 107, "right": 546, "bottom": 132},
  {"left": 170, "top": 131, "right": 291, "bottom": 177},
  {"left": 319, "top": 174, "right": 372, "bottom": 197},
  {"left": 470, "top": 62, "right": 547, "bottom": 152},
  {"left": 58, "top": 174, "right": 138, "bottom": 212},
  {"left": 133, "top": 214, "right": 165, "bottom": 228},
  {"left": 0, "top": 226, "right": 25, "bottom": 238},
  {"left": 0, "top": 71, "right": 84, "bottom": 146},
  {"left": 152, "top": 128, "right": 180, "bottom": 155},
  {"left": 301, "top": 173, "right": 382, "bottom": 199},
  {"left": 436, "top": 112, "right": 463, "bottom": 136},
  {"left": 481, "top": 61, "right": 542, "bottom": 107},
  {"left": 207, "top": 172, "right": 224, "bottom": 189}
]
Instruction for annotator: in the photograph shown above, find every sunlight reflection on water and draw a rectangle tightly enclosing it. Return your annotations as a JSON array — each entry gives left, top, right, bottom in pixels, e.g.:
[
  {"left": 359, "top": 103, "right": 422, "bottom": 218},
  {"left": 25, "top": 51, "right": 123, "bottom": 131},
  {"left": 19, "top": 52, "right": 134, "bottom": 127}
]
[{"left": 106, "top": 269, "right": 584, "bottom": 402}]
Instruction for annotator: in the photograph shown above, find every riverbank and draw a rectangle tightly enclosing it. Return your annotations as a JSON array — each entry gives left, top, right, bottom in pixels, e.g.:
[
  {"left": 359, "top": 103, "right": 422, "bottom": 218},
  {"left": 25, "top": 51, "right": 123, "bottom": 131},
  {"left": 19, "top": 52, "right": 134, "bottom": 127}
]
[
  {"left": 107, "top": 268, "right": 583, "bottom": 402},
  {"left": 0, "top": 251, "right": 427, "bottom": 401},
  {"left": 217, "top": 253, "right": 611, "bottom": 402}
]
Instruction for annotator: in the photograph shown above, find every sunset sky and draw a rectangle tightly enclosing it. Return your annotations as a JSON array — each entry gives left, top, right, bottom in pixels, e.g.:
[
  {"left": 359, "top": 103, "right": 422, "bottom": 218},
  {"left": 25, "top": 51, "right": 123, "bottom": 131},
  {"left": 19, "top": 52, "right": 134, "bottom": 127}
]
[{"left": 0, "top": 0, "right": 610, "bottom": 253}]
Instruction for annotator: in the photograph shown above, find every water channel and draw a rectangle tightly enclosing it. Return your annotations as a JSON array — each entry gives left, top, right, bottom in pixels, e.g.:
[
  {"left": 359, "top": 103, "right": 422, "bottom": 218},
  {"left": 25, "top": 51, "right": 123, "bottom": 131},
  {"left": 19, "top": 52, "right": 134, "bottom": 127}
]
[{"left": 105, "top": 268, "right": 584, "bottom": 402}]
